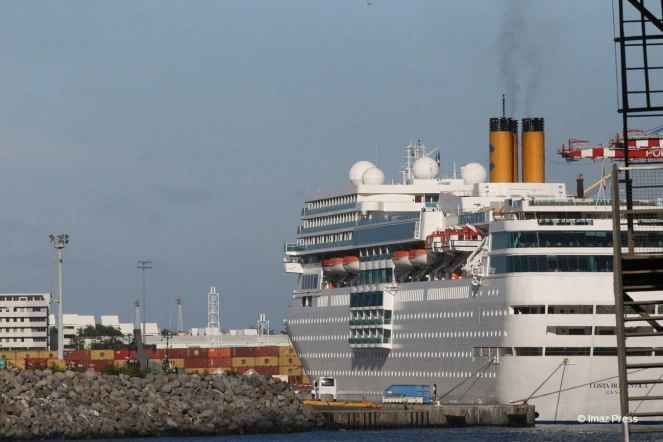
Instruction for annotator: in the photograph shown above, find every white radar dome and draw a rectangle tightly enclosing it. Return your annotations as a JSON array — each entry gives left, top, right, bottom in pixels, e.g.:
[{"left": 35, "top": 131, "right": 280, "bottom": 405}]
[
  {"left": 349, "top": 161, "right": 376, "bottom": 185},
  {"left": 460, "top": 163, "right": 487, "bottom": 184},
  {"left": 412, "top": 157, "right": 440, "bottom": 179},
  {"left": 362, "top": 167, "right": 385, "bottom": 185}
]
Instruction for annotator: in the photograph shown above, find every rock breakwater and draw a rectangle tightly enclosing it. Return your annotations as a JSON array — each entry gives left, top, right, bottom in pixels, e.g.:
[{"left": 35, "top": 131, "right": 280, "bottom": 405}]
[{"left": 0, "top": 368, "right": 323, "bottom": 440}]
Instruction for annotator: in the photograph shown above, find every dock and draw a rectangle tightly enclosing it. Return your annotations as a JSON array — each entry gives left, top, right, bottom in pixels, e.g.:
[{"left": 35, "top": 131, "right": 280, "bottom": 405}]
[{"left": 311, "top": 403, "right": 535, "bottom": 429}]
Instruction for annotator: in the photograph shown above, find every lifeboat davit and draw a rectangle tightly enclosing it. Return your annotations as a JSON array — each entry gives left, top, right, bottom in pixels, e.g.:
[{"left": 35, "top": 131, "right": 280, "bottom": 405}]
[
  {"left": 409, "top": 249, "right": 438, "bottom": 268},
  {"left": 392, "top": 250, "right": 413, "bottom": 268},
  {"left": 343, "top": 256, "right": 360, "bottom": 273},
  {"left": 328, "top": 257, "right": 346, "bottom": 274},
  {"left": 322, "top": 259, "right": 333, "bottom": 272}
]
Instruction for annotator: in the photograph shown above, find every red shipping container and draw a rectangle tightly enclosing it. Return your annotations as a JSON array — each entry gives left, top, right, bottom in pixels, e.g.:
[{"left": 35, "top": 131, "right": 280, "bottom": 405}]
[
  {"left": 288, "top": 375, "right": 297, "bottom": 385},
  {"left": 114, "top": 349, "right": 136, "bottom": 360},
  {"left": 254, "top": 346, "right": 279, "bottom": 357},
  {"left": 167, "top": 349, "right": 187, "bottom": 358},
  {"left": 236, "top": 366, "right": 278, "bottom": 376},
  {"left": 88, "top": 360, "right": 113, "bottom": 371},
  {"left": 65, "top": 360, "right": 91, "bottom": 370},
  {"left": 209, "top": 357, "right": 232, "bottom": 368},
  {"left": 184, "top": 358, "right": 210, "bottom": 369},
  {"left": 185, "top": 348, "right": 209, "bottom": 358},
  {"left": 208, "top": 348, "right": 231, "bottom": 358},
  {"left": 64, "top": 350, "right": 91, "bottom": 361},
  {"left": 232, "top": 347, "right": 256, "bottom": 357},
  {"left": 25, "top": 358, "right": 49, "bottom": 369}
]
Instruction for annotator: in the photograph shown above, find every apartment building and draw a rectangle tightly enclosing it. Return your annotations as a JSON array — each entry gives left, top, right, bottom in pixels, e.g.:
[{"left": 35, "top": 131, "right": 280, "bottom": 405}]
[{"left": 0, "top": 293, "right": 51, "bottom": 350}]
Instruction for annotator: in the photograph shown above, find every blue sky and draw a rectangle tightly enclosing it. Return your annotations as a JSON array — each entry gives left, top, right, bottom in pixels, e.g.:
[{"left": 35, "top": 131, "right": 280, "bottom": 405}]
[{"left": 0, "top": 0, "right": 623, "bottom": 331}]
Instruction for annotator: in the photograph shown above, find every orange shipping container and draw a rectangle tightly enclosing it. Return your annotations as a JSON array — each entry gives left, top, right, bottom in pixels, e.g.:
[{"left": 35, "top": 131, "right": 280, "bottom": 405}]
[
  {"left": 91, "top": 350, "right": 114, "bottom": 361},
  {"left": 253, "top": 346, "right": 279, "bottom": 357},
  {"left": 114, "top": 360, "right": 127, "bottom": 368},
  {"left": 208, "top": 348, "right": 231, "bottom": 358},
  {"left": 38, "top": 351, "right": 58, "bottom": 359},
  {"left": 184, "top": 358, "right": 209, "bottom": 369},
  {"left": 231, "top": 357, "right": 255, "bottom": 368},
  {"left": 302, "top": 375, "right": 310, "bottom": 385},
  {"left": 8, "top": 360, "right": 26, "bottom": 370},
  {"left": 168, "top": 358, "right": 185, "bottom": 369},
  {"left": 185, "top": 368, "right": 209, "bottom": 375},
  {"left": 210, "top": 357, "right": 231, "bottom": 368},
  {"left": 255, "top": 356, "right": 278, "bottom": 367},
  {"left": 0, "top": 351, "right": 16, "bottom": 360},
  {"left": 279, "top": 356, "right": 301, "bottom": 366},
  {"left": 278, "top": 366, "right": 302, "bottom": 376},
  {"left": 278, "top": 346, "right": 296, "bottom": 356},
  {"left": 14, "top": 351, "right": 35, "bottom": 360}
]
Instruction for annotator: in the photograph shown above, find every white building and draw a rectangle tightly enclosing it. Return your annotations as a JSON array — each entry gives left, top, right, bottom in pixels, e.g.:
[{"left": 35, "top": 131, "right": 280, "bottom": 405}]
[
  {"left": 49, "top": 313, "right": 159, "bottom": 349},
  {"left": 0, "top": 293, "right": 51, "bottom": 350}
]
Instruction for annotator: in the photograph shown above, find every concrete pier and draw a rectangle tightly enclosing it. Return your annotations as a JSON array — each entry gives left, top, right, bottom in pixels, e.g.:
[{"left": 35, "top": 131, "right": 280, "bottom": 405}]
[{"left": 317, "top": 404, "right": 535, "bottom": 430}]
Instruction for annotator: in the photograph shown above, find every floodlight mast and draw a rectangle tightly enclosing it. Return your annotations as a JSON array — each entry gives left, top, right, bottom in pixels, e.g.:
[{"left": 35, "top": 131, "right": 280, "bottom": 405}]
[
  {"left": 49, "top": 234, "right": 70, "bottom": 360},
  {"left": 137, "top": 261, "right": 152, "bottom": 341}
]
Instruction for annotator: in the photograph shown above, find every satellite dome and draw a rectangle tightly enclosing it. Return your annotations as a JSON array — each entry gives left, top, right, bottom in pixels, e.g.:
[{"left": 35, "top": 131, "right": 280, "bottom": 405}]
[
  {"left": 460, "top": 163, "right": 487, "bottom": 184},
  {"left": 412, "top": 157, "right": 439, "bottom": 179},
  {"left": 349, "top": 161, "right": 376, "bottom": 185},
  {"left": 362, "top": 167, "right": 385, "bottom": 185}
]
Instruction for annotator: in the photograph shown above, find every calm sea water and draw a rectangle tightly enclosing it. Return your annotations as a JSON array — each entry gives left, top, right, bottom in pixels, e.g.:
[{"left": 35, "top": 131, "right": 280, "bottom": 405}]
[{"left": 54, "top": 426, "right": 662, "bottom": 442}]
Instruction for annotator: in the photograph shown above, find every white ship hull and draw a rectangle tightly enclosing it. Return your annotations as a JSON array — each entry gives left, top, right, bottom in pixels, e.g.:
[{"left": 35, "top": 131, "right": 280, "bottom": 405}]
[{"left": 286, "top": 273, "right": 663, "bottom": 423}]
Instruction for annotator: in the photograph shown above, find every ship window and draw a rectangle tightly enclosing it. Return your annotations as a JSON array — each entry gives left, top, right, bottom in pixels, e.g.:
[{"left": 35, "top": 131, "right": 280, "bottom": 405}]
[
  {"left": 593, "top": 347, "right": 618, "bottom": 356},
  {"left": 595, "top": 327, "right": 616, "bottom": 335},
  {"left": 546, "top": 326, "right": 592, "bottom": 335},
  {"left": 547, "top": 305, "right": 593, "bottom": 314},
  {"left": 514, "top": 347, "right": 543, "bottom": 356},
  {"left": 545, "top": 347, "right": 590, "bottom": 356},
  {"left": 491, "top": 231, "right": 614, "bottom": 249},
  {"left": 596, "top": 305, "right": 656, "bottom": 315},
  {"left": 512, "top": 305, "right": 545, "bottom": 314}
]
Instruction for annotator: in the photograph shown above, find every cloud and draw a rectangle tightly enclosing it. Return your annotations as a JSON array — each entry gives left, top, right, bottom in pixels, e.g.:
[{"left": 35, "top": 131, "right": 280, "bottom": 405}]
[{"left": 150, "top": 185, "right": 216, "bottom": 205}]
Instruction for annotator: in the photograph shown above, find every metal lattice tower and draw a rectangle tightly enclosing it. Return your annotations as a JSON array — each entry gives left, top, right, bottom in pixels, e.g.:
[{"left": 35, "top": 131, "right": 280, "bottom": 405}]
[
  {"left": 207, "top": 286, "right": 221, "bottom": 347},
  {"left": 257, "top": 313, "right": 270, "bottom": 345},
  {"left": 134, "top": 300, "right": 140, "bottom": 330},
  {"left": 137, "top": 261, "right": 152, "bottom": 341},
  {"left": 176, "top": 297, "right": 183, "bottom": 333},
  {"left": 49, "top": 234, "right": 69, "bottom": 360}
]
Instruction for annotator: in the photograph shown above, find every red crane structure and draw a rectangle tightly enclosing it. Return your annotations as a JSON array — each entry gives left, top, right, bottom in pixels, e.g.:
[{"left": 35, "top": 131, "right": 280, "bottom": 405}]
[{"left": 557, "top": 125, "right": 663, "bottom": 162}]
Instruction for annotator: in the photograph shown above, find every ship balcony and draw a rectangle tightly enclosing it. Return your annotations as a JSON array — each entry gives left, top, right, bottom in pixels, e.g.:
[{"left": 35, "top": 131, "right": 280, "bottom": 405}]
[
  {"left": 302, "top": 202, "right": 357, "bottom": 217},
  {"left": 348, "top": 337, "right": 392, "bottom": 349}
]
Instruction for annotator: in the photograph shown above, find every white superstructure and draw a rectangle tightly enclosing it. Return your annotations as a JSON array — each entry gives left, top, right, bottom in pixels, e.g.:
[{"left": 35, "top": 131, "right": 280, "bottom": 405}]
[{"left": 282, "top": 140, "right": 663, "bottom": 423}]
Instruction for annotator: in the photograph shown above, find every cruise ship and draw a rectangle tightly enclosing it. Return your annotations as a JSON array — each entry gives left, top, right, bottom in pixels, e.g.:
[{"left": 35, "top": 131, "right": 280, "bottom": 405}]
[{"left": 282, "top": 117, "right": 663, "bottom": 423}]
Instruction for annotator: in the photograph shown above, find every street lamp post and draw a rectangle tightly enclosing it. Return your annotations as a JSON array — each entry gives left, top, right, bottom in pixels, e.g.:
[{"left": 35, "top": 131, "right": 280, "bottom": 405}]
[
  {"left": 49, "top": 234, "right": 70, "bottom": 360},
  {"left": 137, "top": 261, "right": 152, "bottom": 341}
]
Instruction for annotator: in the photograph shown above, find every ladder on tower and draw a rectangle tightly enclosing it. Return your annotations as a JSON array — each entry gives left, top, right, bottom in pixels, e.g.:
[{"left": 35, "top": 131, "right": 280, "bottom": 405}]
[{"left": 612, "top": 164, "right": 663, "bottom": 439}]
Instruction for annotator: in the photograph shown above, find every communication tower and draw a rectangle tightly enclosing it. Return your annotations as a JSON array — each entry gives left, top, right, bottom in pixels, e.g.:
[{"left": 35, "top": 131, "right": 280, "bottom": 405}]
[
  {"left": 257, "top": 313, "right": 270, "bottom": 345},
  {"left": 207, "top": 287, "right": 221, "bottom": 347}
]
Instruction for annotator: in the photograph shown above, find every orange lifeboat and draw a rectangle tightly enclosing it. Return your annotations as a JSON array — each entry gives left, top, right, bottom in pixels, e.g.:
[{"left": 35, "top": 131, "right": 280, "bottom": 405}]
[
  {"left": 426, "top": 226, "right": 482, "bottom": 249},
  {"left": 322, "top": 259, "right": 333, "bottom": 272},
  {"left": 343, "top": 256, "right": 360, "bottom": 273},
  {"left": 392, "top": 250, "right": 413, "bottom": 268},
  {"left": 409, "top": 249, "right": 438, "bottom": 268},
  {"left": 328, "top": 257, "right": 346, "bottom": 274}
]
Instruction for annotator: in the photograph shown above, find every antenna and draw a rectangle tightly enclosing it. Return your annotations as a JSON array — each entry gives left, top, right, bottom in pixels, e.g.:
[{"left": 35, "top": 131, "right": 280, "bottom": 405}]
[
  {"left": 176, "top": 297, "right": 183, "bottom": 333},
  {"left": 207, "top": 286, "right": 221, "bottom": 347},
  {"left": 257, "top": 313, "right": 270, "bottom": 345},
  {"left": 502, "top": 94, "right": 506, "bottom": 118}
]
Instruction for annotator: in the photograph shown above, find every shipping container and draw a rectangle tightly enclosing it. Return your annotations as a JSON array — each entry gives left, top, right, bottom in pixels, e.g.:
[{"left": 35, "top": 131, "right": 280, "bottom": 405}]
[
  {"left": 184, "top": 368, "right": 210, "bottom": 375},
  {"left": 254, "top": 346, "right": 279, "bottom": 357},
  {"left": 168, "top": 358, "right": 185, "bottom": 369},
  {"left": 279, "top": 366, "right": 302, "bottom": 376},
  {"left": 209, "top": 357, "right": 232, "bottom": 368},
  {"left": 232, "top": 347, "right": 256, "bottom": 357},
  {"left": 302, "top": 375, "right": 310, "bottom": 385},
  {"left": 14, "top": 351, "right": 36, "bottom": 360},
  {"left": 184, "top": 357, "right": 209, "bottom": 369},
  {"left": 278, "top": 346, "right": 296, "bottom": 356},
  {"left": 231, "top": 357, "right": 255, "bottom": 367},
  {"left": 91, "top": 350, "right": 114, "bottom": 361},
  {"left": 236, "top": 366, "right": 277, "bottom": 376},
  {"left": 25, "top": 358, "right": 49, "bottom": 369},
  {"left": 208, "top": 348, "right": 231, "bottom": 358},
  {"left": 113, "top": 360, "right": 127, "bottom": 368},
  {"left": 113, "top": 349, "right": 136, "bottom": 360},
  {"left": 8, "top": 360, "right": 26, "bottom": 370},
  {"left": 65, "top": 350, "right": 91, "bottom": 361},
  {"left": 383, "top": 385, "right": 431, "bottom": 404},
  {"left": 47, "top": 359, "right": 66, "bottom": 370},
  {"left": 185, "top": 348, "right": 209, "bottom": 358},
  {"left": 167, "top": 349, "right": 187, "bottom": 359},
  {"left": 279, "top": 356, "right": 301, "bottom": 366},
  {"left": 38, "top": 351, "right": 58, "bottom": 359},
  {"left": 65, "top": 360, "right": 89, "bottom": 370},
  {"left": 143, "top": 348, "right": 159, "bottom": 359},
  {"left": 88, "top": 360, "right": 113, "bottom": 371},
  {"left": 0, "top": 351, "right": 16, "bottom": 360},
  {"left": 255, "top": 356, "right": 278, "bottom": 367}
]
